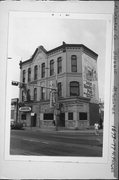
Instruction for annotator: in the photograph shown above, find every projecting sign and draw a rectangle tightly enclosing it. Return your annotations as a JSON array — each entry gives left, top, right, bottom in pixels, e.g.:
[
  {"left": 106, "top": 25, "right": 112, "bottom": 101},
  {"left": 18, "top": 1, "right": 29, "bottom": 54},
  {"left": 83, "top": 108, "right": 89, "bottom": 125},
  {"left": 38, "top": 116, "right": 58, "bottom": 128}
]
[{"left": 19, "top": 107, "right": 31, "bottom": 112}]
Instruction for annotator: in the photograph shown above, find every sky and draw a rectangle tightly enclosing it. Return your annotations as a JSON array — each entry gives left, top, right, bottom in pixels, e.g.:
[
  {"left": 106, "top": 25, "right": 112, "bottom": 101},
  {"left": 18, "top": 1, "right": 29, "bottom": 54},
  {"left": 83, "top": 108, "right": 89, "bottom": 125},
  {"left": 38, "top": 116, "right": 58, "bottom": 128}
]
[{"left": 8, "top": 13, "right": 107, "bottom": 100}]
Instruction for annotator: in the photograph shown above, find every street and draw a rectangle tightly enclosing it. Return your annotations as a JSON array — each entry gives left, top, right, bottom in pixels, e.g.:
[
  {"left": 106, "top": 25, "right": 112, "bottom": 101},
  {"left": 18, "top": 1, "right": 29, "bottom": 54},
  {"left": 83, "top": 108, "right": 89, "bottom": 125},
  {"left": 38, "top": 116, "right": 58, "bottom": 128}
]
[{"left": 10, "top": 129, "right": 103, "bottom": 157}]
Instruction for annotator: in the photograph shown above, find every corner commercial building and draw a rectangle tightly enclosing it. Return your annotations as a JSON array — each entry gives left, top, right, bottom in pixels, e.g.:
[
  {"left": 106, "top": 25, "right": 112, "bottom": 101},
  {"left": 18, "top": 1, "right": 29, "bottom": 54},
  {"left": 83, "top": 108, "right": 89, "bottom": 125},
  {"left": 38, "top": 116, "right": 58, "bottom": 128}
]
[{"left": 19, "top": 42, "right": 100, "bottom": 129}]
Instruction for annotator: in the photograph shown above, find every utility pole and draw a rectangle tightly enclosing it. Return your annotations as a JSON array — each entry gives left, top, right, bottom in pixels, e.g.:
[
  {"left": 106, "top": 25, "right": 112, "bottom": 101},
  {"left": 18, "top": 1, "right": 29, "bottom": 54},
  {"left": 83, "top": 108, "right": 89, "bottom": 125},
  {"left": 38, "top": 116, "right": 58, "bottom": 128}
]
[
  {"left": 55, "top": 72, "right": 58, "bottom": 131},
  {"left": 16, "top": 98, "right": 19, "bottom": 123}
]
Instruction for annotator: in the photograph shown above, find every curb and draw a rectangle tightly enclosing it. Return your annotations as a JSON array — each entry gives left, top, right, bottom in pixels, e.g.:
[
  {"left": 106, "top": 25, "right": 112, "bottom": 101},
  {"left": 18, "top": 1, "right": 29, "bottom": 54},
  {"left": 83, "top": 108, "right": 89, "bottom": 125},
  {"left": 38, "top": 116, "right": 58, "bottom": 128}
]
[{"left": 24, "top": 127, "right": 103, "bottom": 134}]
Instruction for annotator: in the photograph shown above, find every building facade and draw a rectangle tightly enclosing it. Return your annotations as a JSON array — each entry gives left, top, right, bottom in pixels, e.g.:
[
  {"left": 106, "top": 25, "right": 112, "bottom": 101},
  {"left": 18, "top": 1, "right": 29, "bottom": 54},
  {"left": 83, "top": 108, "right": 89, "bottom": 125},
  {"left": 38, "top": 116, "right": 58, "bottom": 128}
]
[
  {"left": 19, "top": 42, "right": 100, "bottom": 129},
  {"left": 11, "top": 98, "right": 19, "bottom": 123}
]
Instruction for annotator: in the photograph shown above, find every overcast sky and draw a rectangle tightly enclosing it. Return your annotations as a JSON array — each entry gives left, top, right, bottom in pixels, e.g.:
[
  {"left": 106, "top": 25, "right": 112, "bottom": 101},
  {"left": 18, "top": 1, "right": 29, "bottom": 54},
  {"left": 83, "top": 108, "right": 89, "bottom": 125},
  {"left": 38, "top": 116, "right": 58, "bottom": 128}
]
[{"left": 8, "top": 13, "right": 107, "bottom": 100}]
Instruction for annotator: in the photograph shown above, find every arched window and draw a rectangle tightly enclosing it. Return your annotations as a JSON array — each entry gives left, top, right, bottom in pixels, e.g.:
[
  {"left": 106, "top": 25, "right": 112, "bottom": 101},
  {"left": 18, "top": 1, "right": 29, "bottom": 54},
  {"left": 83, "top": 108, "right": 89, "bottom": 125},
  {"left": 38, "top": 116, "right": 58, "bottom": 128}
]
[
  {"left": 27, "top": 89, "right": 31, "bottom": 101},
  {"left": 70, "top": 81, "right": 79, "bottom": 96},
  {"left": 34, "top": 65, "right": 38, "bottom": 80},
  {"left": 58, "top": 82, "right": 62, "bottom": 97},
  {"left": 28, "top": 68, "right": 31, "bottom": 82},
  {"left": 22, "top": 90, "right": 25, "bottom": 102},
  {"left": 71, "top": 55, "right": 77, "bottom": 72},
  {"left": 34, "top": 88, "right": 37, "bottom": 101},
  {"left": 22, "top": 70, "right": 26, "bottom": 83},
  {"left": 57, "top": 57, "right": 62, "bottom": 74},
  {"left": 50, "top": 60, "right": 54, "bottom": 76},
  {"left": 41, "top": 63, "right": 45, "bottom": 78}
]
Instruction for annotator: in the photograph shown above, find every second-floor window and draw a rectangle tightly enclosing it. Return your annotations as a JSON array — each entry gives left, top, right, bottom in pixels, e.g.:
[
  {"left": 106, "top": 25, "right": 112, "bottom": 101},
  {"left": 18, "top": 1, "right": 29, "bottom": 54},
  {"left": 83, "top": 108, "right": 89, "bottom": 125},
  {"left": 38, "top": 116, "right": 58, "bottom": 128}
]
[
  {"left": 70, "top": 81, "right": 79, "bottom": 96},
  {"left": 22, "top": 90, "right": 25, "bottom": 102},
  {"left": 34, "top": 88, "right": 37, "bottom": 101},
  {"left": 34, "top": 65, "right": 38, "bottom": 80},
  {"left": 58, "top": 82, "right": 62, "bottom": 97},
  {"left": 28, "top": 68, "right": 31, "bottom": 82},
  {"left": 22, "top": 70, "right": 26, "bottom": 83},
  {"left": 41, "top": 87, "right": 45, "bottom": 100},
  {"left": 41, "top": 63, "right": 45, "bottom": 78},
  {"left": 71, "top": 55, "right": 77, "bottom": 72},
  {"left": 57, "top": 57, "right": 62, "bottom": 74},
  {"left": 50, "top": 60, "right": 54, "bottom": 76},
  {"left": 27, "top": 89, "right": 31, "bottom": 101}
]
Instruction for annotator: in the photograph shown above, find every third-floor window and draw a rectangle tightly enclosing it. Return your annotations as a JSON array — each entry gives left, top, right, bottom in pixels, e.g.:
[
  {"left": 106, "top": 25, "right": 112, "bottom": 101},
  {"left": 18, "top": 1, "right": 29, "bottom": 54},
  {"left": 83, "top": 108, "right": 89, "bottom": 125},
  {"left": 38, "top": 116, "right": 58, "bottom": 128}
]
[
  {"left": 28, "top": 68, "right": 31, "bottom": 82},
  {"left": 71, "top": 55, "right": 77, "bottom": 72},
  {"left": 34, "top": 65, "right": 38, "bottom": 80},
  {"left": 50, "top": 60, "right": 54, "bottom": 76},
  {"left": 41, "top": 63, "right": 45, "bottom": 78},
  {"left": 57, "top": 57, "right": 62, "bottom": 74}
]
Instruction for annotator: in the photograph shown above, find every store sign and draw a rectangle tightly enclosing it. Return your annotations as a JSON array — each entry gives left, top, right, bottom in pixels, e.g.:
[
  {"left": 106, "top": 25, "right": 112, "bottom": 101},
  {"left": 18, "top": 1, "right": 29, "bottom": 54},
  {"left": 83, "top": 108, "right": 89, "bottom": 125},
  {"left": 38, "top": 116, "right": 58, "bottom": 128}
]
[
  {"left": 19, "top": 107, "right": 31, "bottom": 112},
  {"left": 31, "top": 113, "right": 35, "bottom": 116}
]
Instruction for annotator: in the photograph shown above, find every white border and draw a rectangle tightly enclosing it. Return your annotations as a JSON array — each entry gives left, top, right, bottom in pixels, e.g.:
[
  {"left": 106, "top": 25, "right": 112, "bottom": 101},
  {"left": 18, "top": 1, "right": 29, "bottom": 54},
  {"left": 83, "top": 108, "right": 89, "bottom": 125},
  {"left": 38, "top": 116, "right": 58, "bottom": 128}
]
[{"left": 5, "top": 12, "right": 113, "bottom": 164}]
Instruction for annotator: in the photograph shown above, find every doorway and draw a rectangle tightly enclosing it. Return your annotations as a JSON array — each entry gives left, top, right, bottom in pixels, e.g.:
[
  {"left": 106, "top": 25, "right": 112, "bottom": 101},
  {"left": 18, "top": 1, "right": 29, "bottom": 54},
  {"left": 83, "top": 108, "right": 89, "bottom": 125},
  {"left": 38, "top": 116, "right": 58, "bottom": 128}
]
[
  {"left": 31, "top": 113, "right": 37, "bottom": 127},
  {"left": 59, "top": 113, "right": 65, "bottom": 127}
]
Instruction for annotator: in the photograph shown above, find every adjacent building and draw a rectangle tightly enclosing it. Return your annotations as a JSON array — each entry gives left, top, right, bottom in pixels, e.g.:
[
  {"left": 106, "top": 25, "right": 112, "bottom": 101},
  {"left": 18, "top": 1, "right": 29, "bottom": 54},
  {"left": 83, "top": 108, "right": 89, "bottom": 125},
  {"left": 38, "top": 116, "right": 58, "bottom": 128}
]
[
  {"left": 19, "top": 42, "right": 100, "bottom": 129},
  {"left": 11, "top": 98, "right": 19, "bottom": 124}
]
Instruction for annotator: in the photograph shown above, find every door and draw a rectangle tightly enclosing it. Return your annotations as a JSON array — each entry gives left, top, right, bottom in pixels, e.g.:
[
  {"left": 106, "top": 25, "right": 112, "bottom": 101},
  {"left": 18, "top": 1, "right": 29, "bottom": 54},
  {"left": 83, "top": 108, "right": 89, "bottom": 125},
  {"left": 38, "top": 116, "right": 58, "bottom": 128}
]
[
  {"left": 59, "top": 113, "right": 65, "bottom": 127},
  {"left": 31, "top": 113, "right": 37, "bottom": 127}
]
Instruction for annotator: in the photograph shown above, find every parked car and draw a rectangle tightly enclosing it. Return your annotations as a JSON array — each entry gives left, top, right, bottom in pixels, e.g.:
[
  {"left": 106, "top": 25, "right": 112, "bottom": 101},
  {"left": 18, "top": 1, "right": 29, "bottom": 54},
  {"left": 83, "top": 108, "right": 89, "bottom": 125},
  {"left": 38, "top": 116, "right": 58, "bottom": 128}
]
[{"left": 11, "top": 121, "right": 24, "bottom": 130}]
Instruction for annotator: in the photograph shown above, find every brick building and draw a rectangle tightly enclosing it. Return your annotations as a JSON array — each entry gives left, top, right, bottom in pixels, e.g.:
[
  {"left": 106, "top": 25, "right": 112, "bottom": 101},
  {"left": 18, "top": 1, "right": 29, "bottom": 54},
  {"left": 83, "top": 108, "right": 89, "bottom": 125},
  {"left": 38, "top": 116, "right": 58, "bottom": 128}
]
[{"left": 19, "top": 42, "right": 100, "bottom": 129}]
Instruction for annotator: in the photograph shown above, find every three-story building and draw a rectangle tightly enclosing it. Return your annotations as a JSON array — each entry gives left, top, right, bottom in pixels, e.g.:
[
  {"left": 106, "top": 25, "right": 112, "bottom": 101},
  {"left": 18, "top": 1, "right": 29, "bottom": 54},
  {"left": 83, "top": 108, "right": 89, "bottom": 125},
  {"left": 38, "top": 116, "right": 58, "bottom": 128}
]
[{"left": 19, "top": 42, "right": 100, "bottom": 129}]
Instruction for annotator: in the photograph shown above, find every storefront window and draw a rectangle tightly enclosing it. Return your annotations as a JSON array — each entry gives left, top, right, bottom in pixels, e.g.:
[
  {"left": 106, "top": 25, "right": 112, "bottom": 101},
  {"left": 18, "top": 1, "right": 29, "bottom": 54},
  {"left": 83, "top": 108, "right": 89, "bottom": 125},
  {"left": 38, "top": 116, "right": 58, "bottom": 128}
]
[
  {"left": 44, "top": 113, "right": 54, "bottom": 120},
  {"left": 21, "top": 114, "right": 26, "bottom": 120},
  {"left": 79, "top": 112, "right": 87, "bottom": 120}
]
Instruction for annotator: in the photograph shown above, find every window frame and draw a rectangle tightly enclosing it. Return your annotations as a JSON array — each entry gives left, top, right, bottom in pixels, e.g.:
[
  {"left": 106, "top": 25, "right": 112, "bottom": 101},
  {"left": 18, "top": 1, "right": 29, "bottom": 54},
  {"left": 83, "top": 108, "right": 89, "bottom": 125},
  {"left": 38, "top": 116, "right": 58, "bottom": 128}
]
[
  {"left": 50, "top": 59, "right": 54, "bottom": 76},
  {"left": 41, "top": 87, "right": 45, "bottom": 100},
  {"left": 34, "top": 88, "right": 37, "bottom": 101},
  {"left": 22, "top": 90, "right": 25, "bottom": 102},
  {"left": 27, "top": 89, "right": 31, "bottom": 101},
  {"left": 57, "top": 57, "right": 62, "bottom": 74},
  {"left": 71, "top": 55, "right": 77, "bottom": 72},
  {"left": 22, "top": 70, "right": 26, "bottom": 83},
  {"left": 68, "top": 112, "right": 73, "bottom": 120},
  {"left": 79, "top": 112, "right": 87, "bottom": 120},
  {"left": 34, "top": 65, "right": 38, "bottom": 80},
  {"left": 58, "top": 82, "right": 62, "bottom": 97},
  {"left": 28, "top": 68, "right": 31, "bottom": 82},
  {"left": 44, "top": 113, "right": 54, "bottom": 120},
  {"left": 41, "top": 63, "right": 45, "bottom": 78},
  {"left": 70, "top": 81, "right": 79, "bottom": 96}
]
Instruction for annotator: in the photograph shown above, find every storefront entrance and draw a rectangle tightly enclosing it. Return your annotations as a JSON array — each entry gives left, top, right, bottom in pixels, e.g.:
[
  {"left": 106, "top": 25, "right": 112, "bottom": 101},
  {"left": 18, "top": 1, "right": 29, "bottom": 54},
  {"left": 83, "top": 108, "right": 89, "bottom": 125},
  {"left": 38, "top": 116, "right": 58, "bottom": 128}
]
[{"left": 31, "top": 113, "right": 37, "bottom": 127}]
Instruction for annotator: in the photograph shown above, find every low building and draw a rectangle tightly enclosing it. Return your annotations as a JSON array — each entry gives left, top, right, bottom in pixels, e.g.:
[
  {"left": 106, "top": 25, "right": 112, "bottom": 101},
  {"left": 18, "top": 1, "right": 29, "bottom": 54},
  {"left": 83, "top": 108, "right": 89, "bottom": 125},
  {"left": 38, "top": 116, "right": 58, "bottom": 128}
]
[
  {"left": 11, "top": 98, "right": 19, "bottom": 124},
  {"left": 19, "top": 42, "right": 100, "bottom": 129}
]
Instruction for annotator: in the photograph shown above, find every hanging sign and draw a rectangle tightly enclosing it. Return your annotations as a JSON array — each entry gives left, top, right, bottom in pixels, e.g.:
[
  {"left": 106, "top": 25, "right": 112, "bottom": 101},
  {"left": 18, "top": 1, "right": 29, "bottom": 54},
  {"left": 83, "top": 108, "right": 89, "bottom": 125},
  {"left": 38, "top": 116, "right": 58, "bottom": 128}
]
[{"left": 19, "top": 107, "right": 31, "bottom": 112}]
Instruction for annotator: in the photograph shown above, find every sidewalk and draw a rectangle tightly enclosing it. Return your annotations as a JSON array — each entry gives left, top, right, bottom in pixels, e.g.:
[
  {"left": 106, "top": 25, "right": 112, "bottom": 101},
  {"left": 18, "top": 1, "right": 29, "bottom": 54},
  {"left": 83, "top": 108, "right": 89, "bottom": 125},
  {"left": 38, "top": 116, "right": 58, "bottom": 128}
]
[{"left": 24, "top": 126, "right": 103, "bottom": 134}]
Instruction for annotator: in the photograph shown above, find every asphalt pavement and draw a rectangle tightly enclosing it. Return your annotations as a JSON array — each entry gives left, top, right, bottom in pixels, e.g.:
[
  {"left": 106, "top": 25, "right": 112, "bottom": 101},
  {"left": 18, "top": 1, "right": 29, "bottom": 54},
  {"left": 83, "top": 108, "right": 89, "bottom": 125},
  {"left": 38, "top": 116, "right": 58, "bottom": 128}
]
[{"left": 10, "top": 128, "right": 103, "bottom": 157}]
